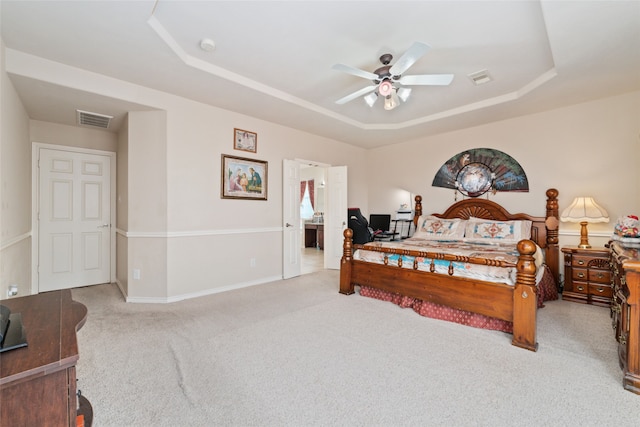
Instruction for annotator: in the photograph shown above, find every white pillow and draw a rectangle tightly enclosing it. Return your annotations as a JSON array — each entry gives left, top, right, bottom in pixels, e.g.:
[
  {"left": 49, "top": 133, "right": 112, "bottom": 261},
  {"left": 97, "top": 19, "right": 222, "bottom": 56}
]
[
  {"left": 413, "top": 215, "right": 466, "bottom": 240},
  {"left": 464, "top": 218, "right": 532, "bottom": 244}
]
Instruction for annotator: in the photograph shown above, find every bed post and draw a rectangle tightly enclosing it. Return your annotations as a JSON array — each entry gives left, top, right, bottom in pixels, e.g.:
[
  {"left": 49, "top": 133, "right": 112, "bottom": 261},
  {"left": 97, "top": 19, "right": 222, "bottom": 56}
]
[
  {"left": 413, "top": 195, "right": 423, "bottom": 228},
  {"left": 512, "top": 240, "right": 539, "bottom": 351},
  {"left": 544, "top": 188, "right": 560, "bottom": 285},
  {"left": 339, "top": 228, "right": 355, "bottom": 295}
]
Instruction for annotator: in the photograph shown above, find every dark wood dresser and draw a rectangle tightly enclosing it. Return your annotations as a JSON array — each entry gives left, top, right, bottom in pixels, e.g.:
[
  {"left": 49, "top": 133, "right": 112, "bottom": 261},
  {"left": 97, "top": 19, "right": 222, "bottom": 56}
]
[
  {"left": 609, "top": 241, "right": 640, "bottom": 394},
  {"left": 0, "top": 289, "right": 92, "bottom": 426}
]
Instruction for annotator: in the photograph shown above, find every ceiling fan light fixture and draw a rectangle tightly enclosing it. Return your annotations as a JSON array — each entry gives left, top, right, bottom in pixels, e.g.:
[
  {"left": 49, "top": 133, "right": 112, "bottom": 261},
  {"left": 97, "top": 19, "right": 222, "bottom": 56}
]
[
  {"left": 364, "top": 92, "right": 378, "bottom": 107},
  {"left": 397, "top": 87, "right": 412, "bottom": 102},
  {"left": 384, "top": 92, "right": 399, "bottom": 111},
  {"left": 378, "top": 79, "right": 393, "bottom": 97}
]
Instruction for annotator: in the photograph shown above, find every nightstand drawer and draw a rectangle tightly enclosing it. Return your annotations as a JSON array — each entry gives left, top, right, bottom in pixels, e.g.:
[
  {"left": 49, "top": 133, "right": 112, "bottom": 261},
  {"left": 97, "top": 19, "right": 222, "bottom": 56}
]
[
  {"left": 572, "top": 268, "right": 589, "bottom": 282},
  {"left": 589, "top": 283, "right": 613, "bottom": 298},
  {"left": 572, "top": 281, "right": 589, "bottom": 294},
  {"left": 589, "top": 269, "right": 610, "bottom": 284},
  {"left": 572, "top": 255, "right": 599, "bottom": 267}
]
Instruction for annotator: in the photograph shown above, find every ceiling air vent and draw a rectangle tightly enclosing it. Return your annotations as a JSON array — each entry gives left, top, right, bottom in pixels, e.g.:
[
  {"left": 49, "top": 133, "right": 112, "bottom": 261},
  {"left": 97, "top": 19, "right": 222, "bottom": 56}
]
[
  {"left": 467, "top": 69, "right": 493, "bottom": 86},
  {"left": 76, "top": 110, "right": 113, "bottom": 129}
]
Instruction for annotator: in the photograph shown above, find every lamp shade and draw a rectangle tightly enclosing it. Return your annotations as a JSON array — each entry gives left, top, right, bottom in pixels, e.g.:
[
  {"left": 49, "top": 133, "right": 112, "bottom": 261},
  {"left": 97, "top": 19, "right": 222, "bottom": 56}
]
[
  {"left": 397, "top": 87, "right": 412, "bottom": 102},
  {"left": 363, "top": 92, "right": 377, "bottom": 107},
  {"left": 383, "top": 92, "right": 399, "bottom": 111},
  {"left": 560, "top": 197, "right": 609, "bottom": 223}
]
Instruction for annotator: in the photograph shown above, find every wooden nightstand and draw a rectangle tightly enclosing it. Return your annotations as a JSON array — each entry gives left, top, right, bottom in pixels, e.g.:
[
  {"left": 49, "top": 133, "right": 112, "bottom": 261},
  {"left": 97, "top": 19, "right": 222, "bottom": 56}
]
[{"left": 561, "top": 246, "right": 611, "bottom": 306}]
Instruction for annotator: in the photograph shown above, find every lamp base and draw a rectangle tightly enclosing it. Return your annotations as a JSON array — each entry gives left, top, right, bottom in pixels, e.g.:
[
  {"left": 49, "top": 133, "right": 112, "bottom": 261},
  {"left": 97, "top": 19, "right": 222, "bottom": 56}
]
[{"left": 578, "top": 221, "right": 591, "bottom": 249}]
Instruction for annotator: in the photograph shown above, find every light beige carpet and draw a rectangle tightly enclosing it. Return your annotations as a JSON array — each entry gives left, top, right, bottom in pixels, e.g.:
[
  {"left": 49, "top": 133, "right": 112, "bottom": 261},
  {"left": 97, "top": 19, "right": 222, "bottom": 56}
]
[{"left": 72, "top": 270, "right": 640, "bottom": 426}]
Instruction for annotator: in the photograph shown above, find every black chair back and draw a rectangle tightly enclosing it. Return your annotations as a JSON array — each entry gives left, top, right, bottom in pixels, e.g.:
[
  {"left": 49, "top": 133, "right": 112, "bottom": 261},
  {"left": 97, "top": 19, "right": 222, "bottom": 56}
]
[{"left": 348, "top": 208, "right": 373, "bottom": 244}]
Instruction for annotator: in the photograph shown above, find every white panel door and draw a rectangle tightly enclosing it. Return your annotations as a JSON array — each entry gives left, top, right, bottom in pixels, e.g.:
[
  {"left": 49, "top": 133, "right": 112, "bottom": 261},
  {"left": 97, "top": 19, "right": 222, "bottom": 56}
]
[
  {"left": 38, "top": 148, "right": 111, "bottom": 291},
  {"left": 282, "top": 159, "right": 301, "bottom": 279},
  {"left": 324, "top": 166, "right": 347, "bottom": 270}
]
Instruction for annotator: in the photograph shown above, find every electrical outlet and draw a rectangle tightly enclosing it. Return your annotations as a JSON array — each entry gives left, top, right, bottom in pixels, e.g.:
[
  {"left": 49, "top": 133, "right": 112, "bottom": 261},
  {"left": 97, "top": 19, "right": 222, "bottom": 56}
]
[
  {"left": 133, "top": 269, "right": 141, "bottom": 280},
  {"left": 250, "top": 258, "right": 256, "bottom": 268},
  {"left": 7, "top": 284, "right": 18, "bottom": 297}
]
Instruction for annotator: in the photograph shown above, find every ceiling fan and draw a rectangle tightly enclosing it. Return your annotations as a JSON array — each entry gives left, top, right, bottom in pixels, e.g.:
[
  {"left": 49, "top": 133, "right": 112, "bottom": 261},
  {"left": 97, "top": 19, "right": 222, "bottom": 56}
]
[{"left": 332, "top": 42, "right": 454, "bottom": 110}]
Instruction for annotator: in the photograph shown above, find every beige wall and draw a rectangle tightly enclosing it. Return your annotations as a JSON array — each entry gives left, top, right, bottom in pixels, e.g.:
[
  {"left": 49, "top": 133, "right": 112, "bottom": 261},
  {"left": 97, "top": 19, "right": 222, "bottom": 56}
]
[
  {"left": 163, "top": 103, "right": 367, "bottom": 300},
  {"left": 367, "top": 90, "right": 640, "bottom": 253},
  {"left": 126, "top": 110, "right": 168, "bottom": 299},
  {"left": 116, "top": 114, "right": 129, "bottom": 295},
  {"left": 30, "top": 120, "right": 117, "bottom": 151},
  {"left": 0, "top": 39, "right": 31, "bottom": 300},
  {"left": 1, "top": 48, "right": 368, "bottom": 301}
]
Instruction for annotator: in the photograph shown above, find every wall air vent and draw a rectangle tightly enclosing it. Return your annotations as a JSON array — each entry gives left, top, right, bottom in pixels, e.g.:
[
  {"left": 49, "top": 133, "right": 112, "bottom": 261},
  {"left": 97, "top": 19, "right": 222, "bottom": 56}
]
[
  {"left": 76, "top": 110, "right": 113, "bottom": 129},
  {"left": 467, "top": 69, "right": 493, "bottom": 86}
]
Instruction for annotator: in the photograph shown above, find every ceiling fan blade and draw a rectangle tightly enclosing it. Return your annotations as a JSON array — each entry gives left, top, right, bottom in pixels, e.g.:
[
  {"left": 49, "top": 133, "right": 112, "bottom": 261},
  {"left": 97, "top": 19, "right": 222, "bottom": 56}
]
[
  {"left": 335, "top": 85, "right": 377, "bottom": 105},
  {"left": 399, "top": 74, "right": 454, "bottom": 86},
  {"left": 388, "top": 42, "right": 430, "bottom": 76},
  {"left": 332, "top": 63, "right": 379, "bottom": 81}
]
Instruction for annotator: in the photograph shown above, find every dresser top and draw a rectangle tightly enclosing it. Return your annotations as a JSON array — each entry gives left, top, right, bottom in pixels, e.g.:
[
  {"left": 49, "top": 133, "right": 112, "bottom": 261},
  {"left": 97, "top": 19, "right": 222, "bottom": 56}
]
[
  {"left": 0, "top": 290, "right": 87, "bottom": 387},
  {"left": 610, "top": 240, "right": 640, "bottom": 271},
  {"left": 561, "top": 246, "right": 610, "bottom": 256}
]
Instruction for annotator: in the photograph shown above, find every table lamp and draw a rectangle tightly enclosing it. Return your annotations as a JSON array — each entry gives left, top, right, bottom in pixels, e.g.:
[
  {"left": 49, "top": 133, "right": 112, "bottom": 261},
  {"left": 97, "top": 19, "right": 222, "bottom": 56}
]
[{"left": 560, "top": 196, "right": 609, "bottom": 248}]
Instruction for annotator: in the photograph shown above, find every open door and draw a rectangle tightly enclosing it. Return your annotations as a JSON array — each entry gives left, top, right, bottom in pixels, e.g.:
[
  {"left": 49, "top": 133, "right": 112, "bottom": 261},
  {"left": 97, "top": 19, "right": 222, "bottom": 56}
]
[
  {"left": 324, "top": 166, "right": 347, "bottom": 270},
  {"left": 282, "top": 159, "right": 301, "bottom": 279}
]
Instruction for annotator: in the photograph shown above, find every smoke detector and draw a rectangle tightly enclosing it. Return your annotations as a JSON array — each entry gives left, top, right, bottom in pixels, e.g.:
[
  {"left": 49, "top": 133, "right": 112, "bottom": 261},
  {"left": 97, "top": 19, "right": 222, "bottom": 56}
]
[
  {"left": 468, "top": 69, "right": 493, "bottom": 86},
  {"left": 200, "top": 38, "right": 216, "bottom": 52}
]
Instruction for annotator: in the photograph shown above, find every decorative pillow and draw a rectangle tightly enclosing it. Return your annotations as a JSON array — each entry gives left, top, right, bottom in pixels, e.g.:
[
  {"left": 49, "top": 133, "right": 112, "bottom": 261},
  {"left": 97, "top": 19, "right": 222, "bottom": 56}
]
[
  {"left": 413, "top": 216, "right": 466, "bottom": 240},
  {"left": 464, "top": 218, "right": 532, "bottom": 243}
]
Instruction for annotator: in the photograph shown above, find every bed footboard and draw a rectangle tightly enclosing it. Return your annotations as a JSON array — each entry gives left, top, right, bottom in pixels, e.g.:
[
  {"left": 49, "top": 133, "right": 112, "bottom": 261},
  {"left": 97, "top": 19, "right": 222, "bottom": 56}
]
[{"left": 339, "top": 231, "right": 540, "bottom": 351}]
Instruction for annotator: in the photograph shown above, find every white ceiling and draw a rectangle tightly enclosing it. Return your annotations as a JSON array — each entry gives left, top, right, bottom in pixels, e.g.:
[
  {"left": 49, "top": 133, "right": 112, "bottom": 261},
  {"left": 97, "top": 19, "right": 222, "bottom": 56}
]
[{"left": 2, "top": 0, "right": 639, "bottom": 149}]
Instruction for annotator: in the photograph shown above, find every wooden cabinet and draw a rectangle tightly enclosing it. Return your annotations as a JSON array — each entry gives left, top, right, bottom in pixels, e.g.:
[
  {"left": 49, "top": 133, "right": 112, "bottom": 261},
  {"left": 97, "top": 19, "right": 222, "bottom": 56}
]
[
  {"left": 304, "top": 223, "right": 324, "bottom": 249},
  {"left": 0, "top": 290, "right": 92, "bottom": 426},
  {"left": 561, "top": 246, "right": 611, "bottom": 306},
  {"left": 609, "top": 241, "right": 640, "bottom": 394}
]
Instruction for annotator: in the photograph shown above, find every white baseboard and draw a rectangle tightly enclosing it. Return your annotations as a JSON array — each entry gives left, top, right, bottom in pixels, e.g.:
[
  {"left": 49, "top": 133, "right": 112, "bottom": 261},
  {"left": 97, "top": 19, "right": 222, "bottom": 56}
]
[{"left": 120, "top": 275, "right": 283, "bottom": 304}]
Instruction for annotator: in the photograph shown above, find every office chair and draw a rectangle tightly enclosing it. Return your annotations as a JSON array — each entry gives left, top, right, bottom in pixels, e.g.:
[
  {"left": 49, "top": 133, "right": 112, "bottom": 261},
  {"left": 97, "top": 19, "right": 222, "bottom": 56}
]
[{"left": 348, "top": 208, "right": 374, "bottom": 244}]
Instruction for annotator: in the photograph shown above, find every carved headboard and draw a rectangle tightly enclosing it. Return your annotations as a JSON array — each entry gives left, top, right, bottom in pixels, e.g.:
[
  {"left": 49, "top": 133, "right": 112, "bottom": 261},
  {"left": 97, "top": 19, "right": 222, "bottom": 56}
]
[{"left": 412, "top": 189, "right": 560, "bottom": 282}]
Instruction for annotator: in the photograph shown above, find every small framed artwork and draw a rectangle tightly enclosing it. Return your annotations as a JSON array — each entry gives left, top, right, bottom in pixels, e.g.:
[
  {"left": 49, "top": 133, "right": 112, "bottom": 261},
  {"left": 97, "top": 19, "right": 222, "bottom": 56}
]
[
  {"left": 233, "top": 128, "right": 257, "bottom": 153},
  {"left": 221, "top": 154, "right": 268, "bottom": 200}
]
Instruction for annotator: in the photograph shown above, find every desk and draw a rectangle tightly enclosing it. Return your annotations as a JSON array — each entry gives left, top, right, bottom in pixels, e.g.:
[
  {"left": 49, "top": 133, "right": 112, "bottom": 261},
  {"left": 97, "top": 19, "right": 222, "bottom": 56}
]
[
  {"left": 391, "top": 219, "right": 414, "bottom": 239},
  {"left": 0, "top": 290, "right": 92, "bottom": 426},
  {"left": 305, "top": 223, "right": 324, "bottom": 249},
  {"left": 373, "top": 231, "right": 399, "bottom": 241}
]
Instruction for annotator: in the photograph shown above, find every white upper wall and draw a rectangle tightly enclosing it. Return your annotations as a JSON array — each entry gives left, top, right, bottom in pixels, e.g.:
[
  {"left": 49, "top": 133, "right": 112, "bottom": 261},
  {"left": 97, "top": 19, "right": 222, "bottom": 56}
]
[{"left": 367, "top": 90, "right": 640, "bottom": 249}]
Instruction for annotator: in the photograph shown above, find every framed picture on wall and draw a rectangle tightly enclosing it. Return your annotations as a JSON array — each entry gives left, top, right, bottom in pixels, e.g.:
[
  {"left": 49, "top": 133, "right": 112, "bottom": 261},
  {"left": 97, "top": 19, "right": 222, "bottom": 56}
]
[
  {"left": 233, "top": 128, "right": 257, "bottom": 153},
  {"left": 221, "top": 154, "right": 267, "bottom": 200}
]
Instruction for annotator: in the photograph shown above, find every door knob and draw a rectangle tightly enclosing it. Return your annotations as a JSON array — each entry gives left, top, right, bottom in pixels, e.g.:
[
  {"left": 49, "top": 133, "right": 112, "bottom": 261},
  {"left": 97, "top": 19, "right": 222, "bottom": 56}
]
[
  {"left": 98, "top": 224, "right": 110, "bottom": 228},
  {"left": 285, "top": 223, "right": 293, "bottom": 227}
]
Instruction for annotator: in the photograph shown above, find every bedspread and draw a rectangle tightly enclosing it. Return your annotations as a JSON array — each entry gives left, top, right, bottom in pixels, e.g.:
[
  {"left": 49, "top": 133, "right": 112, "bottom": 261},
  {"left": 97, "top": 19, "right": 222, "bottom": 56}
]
[{"left": 354, "top": 237, "right": 544, "bottom": 286}]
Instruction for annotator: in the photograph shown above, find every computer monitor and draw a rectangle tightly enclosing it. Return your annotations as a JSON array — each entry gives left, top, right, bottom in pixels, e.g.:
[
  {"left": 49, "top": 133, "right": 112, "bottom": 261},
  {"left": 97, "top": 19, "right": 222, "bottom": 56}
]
[{"left": 369, "top": 214, "right": 391, "bottom": 232}]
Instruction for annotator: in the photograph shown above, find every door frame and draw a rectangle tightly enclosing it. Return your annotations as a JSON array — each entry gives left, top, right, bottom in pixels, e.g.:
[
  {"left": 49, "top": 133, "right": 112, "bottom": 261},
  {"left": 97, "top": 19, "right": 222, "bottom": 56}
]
[
  {"left": 292, "top": 159, "right": 347, "bottom": 272},
  {"left": 31, "top": 142, "right": 117, "bottom": 294}
]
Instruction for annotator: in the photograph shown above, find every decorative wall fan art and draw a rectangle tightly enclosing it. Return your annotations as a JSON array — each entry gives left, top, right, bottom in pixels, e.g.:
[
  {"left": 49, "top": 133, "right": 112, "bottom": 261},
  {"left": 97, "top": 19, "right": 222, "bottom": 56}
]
[{"left": 432, "top": 148, "right": 528, "bottom": 197}]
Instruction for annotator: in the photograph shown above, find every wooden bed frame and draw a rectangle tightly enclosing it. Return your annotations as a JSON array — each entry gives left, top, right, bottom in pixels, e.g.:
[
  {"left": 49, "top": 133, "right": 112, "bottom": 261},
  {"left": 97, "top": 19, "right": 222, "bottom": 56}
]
[{"left": 339, "top": 188, "right": 560, "bottom": 351}]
